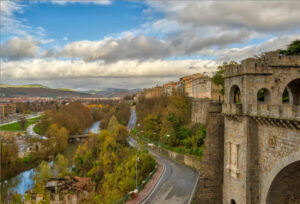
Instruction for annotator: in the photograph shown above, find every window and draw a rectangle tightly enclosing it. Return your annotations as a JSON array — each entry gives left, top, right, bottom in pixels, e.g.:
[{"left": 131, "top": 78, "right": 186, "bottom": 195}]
[
  {"left": 229, "top": 85, "right": 241, "bottom": 104},
  {"left": 257, "top": 88, "right": 270, "bottom": 104}
]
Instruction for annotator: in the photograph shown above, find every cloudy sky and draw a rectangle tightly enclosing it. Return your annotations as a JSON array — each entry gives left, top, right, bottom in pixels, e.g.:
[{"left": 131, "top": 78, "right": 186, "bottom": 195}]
[{"left": 1, "top": 0, "right": 300, "bottom": 90}]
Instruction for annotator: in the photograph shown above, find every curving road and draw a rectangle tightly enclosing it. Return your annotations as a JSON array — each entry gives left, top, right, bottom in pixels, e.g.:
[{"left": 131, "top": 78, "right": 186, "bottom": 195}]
[{"left": 127, "top": 108, "right": 199, "bottom": 204}]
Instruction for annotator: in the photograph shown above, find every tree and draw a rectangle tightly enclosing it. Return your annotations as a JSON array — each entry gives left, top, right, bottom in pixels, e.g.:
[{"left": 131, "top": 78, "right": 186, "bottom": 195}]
[
  {"left": 18, "top": 116, "right": 27, "bottom": 130},
  {"left": 212, "top": 61, "right": 237, "bottom": 95},
  {"left": 280, "top": 39, "right": 300, "bottom": 55},
  {"left": 113, "top": 125, "right": 128, "bottom": 145},
  {"left": 35, "top": 161, "right": 53, "bottom": 182},
  {"left": 54, "top": 154, "right": 69, "bottom": 177},
  {"left": 46, "top": 124, "right": 69, "bottom": 153},
  {"left": 107, "top": 115, "right": 119, "bottom": 133},
  {"left": 143, "top": 114, "right": 161, "bottom": 141},
  {"left": 1, "top": 140, "right": 18, "bottom": 166}
]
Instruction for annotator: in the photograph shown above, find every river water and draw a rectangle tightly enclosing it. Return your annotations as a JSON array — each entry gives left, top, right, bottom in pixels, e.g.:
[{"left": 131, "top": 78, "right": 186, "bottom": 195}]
[{"left": 0, "top": 121, "right": 101, "bottom": 202}]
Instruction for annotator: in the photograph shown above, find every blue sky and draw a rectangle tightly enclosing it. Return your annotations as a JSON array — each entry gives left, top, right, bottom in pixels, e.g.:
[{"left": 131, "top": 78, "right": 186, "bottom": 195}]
[
  {"left": 20, "top": 1, "right": 153, "bottom": 42},
  {"left": 1, "top": 0, "right": 300, "bottom": 90}
]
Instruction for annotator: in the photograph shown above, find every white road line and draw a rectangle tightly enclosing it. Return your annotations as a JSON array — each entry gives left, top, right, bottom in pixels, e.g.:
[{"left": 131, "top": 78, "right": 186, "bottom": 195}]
[
  {"left": 140, "top": 162, "right": 166, "bottom": 204},
  {"left": 188, "top": 171, "right": 200, "bottom": 204}
]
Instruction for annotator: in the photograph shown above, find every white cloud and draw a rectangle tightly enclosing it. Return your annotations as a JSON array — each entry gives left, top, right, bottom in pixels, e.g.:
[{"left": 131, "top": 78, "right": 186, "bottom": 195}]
[
  {"left": 1, "top": 58, "right": 217, "bottom": 80},
  {"left": 60, "top": 35, "right": 172, "bottom": 62},
  {"left": 199, "top": 34, "right": 300, "bottom": 62},
  {"left": 0, "top": 36, "right": 40, "bottom": 60},
  {"left": 147, "top": 1, "right": 300, "bottom": 32}
]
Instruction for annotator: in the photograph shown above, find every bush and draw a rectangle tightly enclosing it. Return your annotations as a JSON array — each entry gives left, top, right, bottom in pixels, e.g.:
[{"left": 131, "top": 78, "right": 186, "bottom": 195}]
[{"left": 23, "top": 156, "right": 31, "bottom": 163}]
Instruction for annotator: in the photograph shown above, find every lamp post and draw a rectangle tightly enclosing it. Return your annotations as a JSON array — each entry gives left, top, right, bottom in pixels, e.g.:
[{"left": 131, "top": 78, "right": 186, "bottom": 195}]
[{"left": 136, "top": 144, "right": 139, "bottom": 190}]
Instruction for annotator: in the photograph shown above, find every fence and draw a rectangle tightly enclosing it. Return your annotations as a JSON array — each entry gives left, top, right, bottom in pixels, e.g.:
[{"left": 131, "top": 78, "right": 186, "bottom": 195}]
[{"left": 112, "top": 165, "right": 158, "bottom": 204}]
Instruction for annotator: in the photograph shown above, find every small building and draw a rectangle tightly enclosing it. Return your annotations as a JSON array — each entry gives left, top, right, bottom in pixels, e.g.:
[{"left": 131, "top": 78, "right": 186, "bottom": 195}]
[{"left": 25, "top": 176, "right": 95, "bottom": 204}]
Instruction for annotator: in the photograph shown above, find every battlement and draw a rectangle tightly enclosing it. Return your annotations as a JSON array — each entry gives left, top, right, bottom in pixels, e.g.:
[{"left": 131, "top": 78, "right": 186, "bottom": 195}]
[
  {"left": 225, "top": 51, "right": 300, "bottom": 77},
  {"left": 223, "top": 103, "right": 300, "bottom": 122}
]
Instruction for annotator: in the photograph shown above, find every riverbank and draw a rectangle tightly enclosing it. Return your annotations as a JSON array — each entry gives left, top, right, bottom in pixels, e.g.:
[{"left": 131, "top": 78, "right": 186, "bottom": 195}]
[{"left": 1, "top": 153, "right": 52, "bottom": 181}]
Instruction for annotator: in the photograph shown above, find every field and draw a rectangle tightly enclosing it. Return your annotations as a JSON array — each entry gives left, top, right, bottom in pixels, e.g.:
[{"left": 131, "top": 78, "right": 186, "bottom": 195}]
[{"left": 0, "top": 116, "right": 42, "bottom": 131}]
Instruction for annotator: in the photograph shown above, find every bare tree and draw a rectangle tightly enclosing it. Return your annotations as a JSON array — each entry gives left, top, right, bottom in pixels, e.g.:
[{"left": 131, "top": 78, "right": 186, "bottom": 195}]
[{"left": 18, "top": 116, "right": 28, "bottom": 130}]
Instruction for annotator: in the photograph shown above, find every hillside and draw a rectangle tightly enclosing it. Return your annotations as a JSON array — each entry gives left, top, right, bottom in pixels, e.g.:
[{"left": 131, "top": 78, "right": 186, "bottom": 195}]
[
  {"left": 85, "top": 88, "right": 141, "bottom": 98},
  {"left": 0, "top": 84, "right": 140, "bottom": 98},
  {"left": 0, "top": 87, "right": 96, "bottom": 98}
]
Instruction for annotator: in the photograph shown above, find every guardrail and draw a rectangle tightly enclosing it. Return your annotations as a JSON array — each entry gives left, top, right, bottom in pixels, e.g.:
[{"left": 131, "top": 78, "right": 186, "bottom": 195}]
[{"left": 112, "top": 165, "right": 158, "bottom": 204}]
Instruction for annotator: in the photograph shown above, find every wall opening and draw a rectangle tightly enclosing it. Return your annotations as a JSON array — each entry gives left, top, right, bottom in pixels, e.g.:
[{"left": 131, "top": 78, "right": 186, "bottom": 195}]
[
  {"left": 282, "top": 78, "right": 300, "bottom": 105},
  {"left": 266, "top": 160, "right": 300, "bottom": 204},
  {"left": 229, "top": 85, "right": 241, "bottom": 104},
  {"left": 230, "top": 199, "right": 236, "bottom": 204},
  {"left": 257, "top": 88, "right": 271, "bottom": 104}
]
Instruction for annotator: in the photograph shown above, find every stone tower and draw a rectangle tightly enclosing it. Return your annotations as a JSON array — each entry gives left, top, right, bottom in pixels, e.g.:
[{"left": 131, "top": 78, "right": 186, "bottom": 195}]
[{"left": 222, "top": 51, "right": 300, "bottom": 204}]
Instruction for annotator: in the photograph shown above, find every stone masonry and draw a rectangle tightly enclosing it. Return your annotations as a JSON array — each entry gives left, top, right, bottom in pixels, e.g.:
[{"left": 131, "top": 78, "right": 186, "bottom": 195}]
[
  {"left": 222, "top": 51, "right": 300, "bottom": 204},
  {"left": 194, "top": 51, "right": 300, "bottom": 204}
]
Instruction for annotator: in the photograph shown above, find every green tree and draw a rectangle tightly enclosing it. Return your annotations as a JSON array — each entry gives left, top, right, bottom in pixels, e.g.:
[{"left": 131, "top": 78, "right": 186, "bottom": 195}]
[
  {"left": 280, "top": 39, "right": 300, "bottom": 55},
  {"left": 143, "top": 114, "right": 161, "bottom": 141}
]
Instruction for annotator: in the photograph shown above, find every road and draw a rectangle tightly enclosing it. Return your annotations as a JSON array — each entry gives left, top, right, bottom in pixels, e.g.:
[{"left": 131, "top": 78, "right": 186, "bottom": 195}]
[
  {"left": 127, "top": 108, "right": 199, "bottom": 204},
  {"left": 0, "top": 113, "right": 41, "bottom": 126}
]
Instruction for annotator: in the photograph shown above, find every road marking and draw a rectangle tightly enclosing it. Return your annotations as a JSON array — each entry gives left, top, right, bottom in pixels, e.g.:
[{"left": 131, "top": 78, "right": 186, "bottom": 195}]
[
  {"left": 188, "top": 171, "right": 200, "bottom": 204},
  {"left": 140, "top": 162, "right": 166, "bottom": 204}
]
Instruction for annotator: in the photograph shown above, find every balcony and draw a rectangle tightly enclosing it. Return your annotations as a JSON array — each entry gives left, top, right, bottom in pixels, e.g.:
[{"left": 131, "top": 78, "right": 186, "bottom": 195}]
[{"left": 248, "top": 104, "right": 300, "bottom": 121}]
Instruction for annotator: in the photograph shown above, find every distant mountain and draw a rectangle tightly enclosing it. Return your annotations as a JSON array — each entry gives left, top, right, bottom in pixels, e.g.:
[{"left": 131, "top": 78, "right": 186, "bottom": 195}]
[
  {"left": 0, "top": 84, "right": 95, "bottom": 98},
  {"left": 0, "top": 84, "right": 49, "bottom": 89},
  {"left": 85, "top": 88, "right": 141, "bottom": 98},
  {"left": 0, "top": 84, "right": 141, "bottom": 98}
]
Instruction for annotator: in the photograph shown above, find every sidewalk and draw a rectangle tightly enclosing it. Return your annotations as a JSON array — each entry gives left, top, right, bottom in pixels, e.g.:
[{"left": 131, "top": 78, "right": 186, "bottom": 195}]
[{"left": 126, "top": 162, "right": 164, "bottom": 204}]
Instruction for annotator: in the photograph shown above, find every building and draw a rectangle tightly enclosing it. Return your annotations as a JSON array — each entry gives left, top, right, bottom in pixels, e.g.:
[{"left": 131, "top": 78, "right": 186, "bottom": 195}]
[
  {"left": 144, "top": 86, "right": 164, "bottom": 99},
  {"left": 222, "top": 51, "right": 300, "bottom": 204},
  {"left": 179, "top": 73, "right": 223, "bottom": 101},
  {"left": 163, "top": 81, "right": 178, "bottom": 96},
  {"left": 0, "top": 102, "right": 16, "bottom": 118}
]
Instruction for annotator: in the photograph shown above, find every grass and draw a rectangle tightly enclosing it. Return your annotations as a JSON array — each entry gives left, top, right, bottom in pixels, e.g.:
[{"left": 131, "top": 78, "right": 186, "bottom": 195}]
[
  {"left": 0, "top": 116, "right": 42, "bottom": 131},
  {"left": 33, "top": 125, "right": 43, "bottom": 135}
]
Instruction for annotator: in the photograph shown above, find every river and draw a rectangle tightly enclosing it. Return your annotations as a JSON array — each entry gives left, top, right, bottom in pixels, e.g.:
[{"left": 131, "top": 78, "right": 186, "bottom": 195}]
[{"left": 0, "top": 121, "right": 101, "bottom": 202}]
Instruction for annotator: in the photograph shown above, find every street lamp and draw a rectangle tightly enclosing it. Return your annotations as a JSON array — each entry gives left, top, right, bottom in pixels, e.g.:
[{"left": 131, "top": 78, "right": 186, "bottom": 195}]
[{"left": 136, "top": 144, "right": 140, "bottom": 190}]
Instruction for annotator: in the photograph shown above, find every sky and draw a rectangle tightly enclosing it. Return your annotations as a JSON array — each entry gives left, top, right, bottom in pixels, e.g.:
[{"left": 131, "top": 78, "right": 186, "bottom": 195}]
[{"left": 1, "top": 0, "right": 300, "bottom": 90}]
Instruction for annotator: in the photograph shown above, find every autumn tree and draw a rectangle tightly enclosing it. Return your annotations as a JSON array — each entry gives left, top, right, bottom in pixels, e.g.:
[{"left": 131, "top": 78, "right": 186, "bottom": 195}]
[
  {"left": 46, "top": 124, "right": 69, "bottom": 153},
  {"left": 54, "top": 154, "right": 69, "bottom": 177},
  {"left": 1, "top": 140, "right": 18, "bottom": 167},
  {"left": 35, "top": 161, "right": 53, "bottom": 182}
]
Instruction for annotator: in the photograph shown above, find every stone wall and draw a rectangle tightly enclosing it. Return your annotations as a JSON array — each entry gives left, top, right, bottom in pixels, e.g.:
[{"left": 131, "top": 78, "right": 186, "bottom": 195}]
[
  {"left": 190, "top": 98, "right": 225, "bottom": 204},
  {"left": 147, "top": 145, "right": 202, "bottom": 170},
  {"left": 191, "top": 98, "right": 222, "bottom": 124}
]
